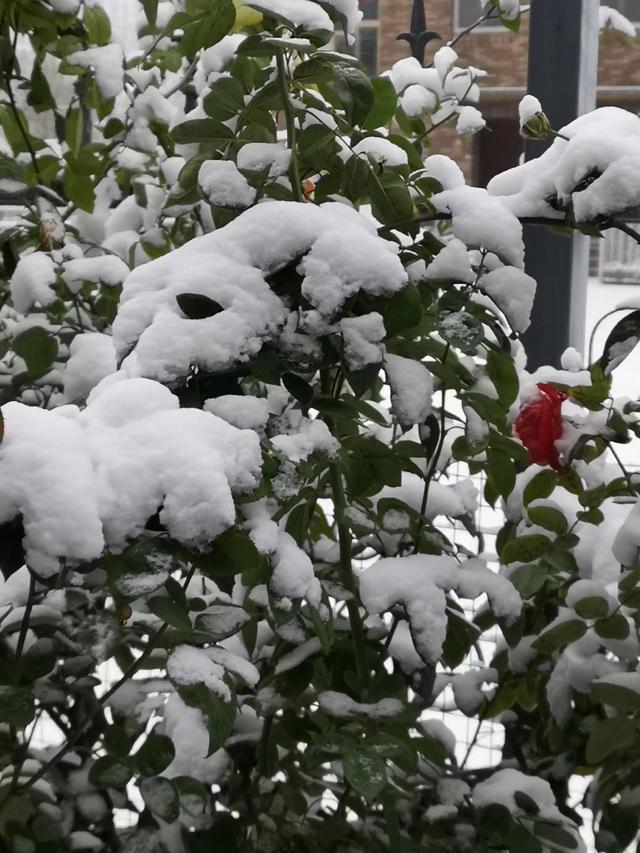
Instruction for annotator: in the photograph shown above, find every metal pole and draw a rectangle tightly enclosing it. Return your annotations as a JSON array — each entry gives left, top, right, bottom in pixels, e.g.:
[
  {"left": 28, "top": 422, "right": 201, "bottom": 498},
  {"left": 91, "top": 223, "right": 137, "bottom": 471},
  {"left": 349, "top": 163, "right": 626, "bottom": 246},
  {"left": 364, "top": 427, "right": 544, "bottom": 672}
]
[{"left": 522, "top": 0, "right": 599, "bottom": 369}]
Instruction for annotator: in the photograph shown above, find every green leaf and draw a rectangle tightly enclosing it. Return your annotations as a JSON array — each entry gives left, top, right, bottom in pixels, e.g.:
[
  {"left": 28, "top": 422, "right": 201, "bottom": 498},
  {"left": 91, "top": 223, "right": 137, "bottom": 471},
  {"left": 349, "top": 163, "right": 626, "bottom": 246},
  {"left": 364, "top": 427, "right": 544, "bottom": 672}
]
[
  {"left": 523, "top": 470, "right": 558, "bottom": 506},
  {"left": 140, "top": 776, "right": 180, "bottom": 823},
  {"left": 573, "top": 596, "right": 610, "bottom": 620},
  {"left": 487, "top": 349, "right": 519, "bottom": 408},
  {"left": 368, "top": 170, "right": 414, "bottom": 226},
  {"left": 0, "top": 686, "right": 34, "bottom": 727},
  {"left": 89, "top": 755, "right": 132, "bottom": 789},
  {"left": 600, "top": 309, "right": 640, "bottom": 376},
  {"left": 527, "top": 505, "right": 568, "bottom": 535},
  {"left": 439, "top": 310, "right": 483, "bottom": 354},
  {"left": 195, "top": 605, "right": 250, "bottom": 641},
  {"left": 595, "top": 613, "right": 630, "bottom": 640},
  {"left": 585, "top": 717, "right": 635, "bottom": 764},
  {"left": 343, "top": 751, "right": 387, "bottom": 801},
  {"left": 298, "top": 124, "right": 338, "bottom": 169},
  {"left": 143, "top": 0, "right": 159, "bottom": 26},
  {"left": 103, "top": 726, "right": 132, "bottom": 758},
  {"left": 592, "top": 679, "right": 640, "bottom": 711},
  {"left": 65, "top": 107, "right": 83, "bottom": 158},
  {"left": 84, "top": 4, "right": 112, "bottom": 44},
  {"left": 13, "top": 327, "right": 58, "bottom": 378},
  {"left": 135, "top": 733, "right": 176, "bottom": 777},
  {"left": 184, "top": 528, "right": 262, "bottom": 579},
  {"left": 148, "top": 595, "right": 192, "bottom": 631},
  {"left": 486, "top": 448, "right": 516, "bottom": 502},
  {"left": 171, "top": 118, "right": 233, "bottom": 145},
  {"left": 179, "top": 684, "right": 236, "bottom": 756},
  {"left": 382, "top": 282, "right": 422, "bottom": 336},
  {"left": 173, "top": 776, "right": 210, "bottom": 819},
  {"left": 176, "top": 293, "right": 224, "bottom": 319},
  {"left": 282, "top": 371, "right": 314, "bottom": 406},
  {"left": 514, "top": 790, "right": 540, "bottom": 815},
  {"left": 509, "top": 565, "right": 547, "bottom": 600},
  {"left": 27, "top": 63, "right": 55, "bottom": 113},
  {"left": 501, "top": 534, "right": 551, "bottom": 565},
  {"left": 203, "top": 76, "right": 245, "bottom": 121},
  {"left": 532, "top": 618, "right": 586, "bottom": 654},
  {"left": 181, "top": 0, "right": 236, "bottom": 55},
  {"left": 63, "top": 167, "right": 95, "bottom": 212},
  {"left": 362, "top": 76, "right": 398, "bottom": 130}
]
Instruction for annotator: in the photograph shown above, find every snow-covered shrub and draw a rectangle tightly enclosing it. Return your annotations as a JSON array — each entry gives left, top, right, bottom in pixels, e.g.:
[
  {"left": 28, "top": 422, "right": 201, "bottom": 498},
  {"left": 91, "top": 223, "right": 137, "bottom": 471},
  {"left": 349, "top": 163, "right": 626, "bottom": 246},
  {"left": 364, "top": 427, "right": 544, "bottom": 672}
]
[{"left": 1, "top": 1, "right": 640, "bottom": 851}]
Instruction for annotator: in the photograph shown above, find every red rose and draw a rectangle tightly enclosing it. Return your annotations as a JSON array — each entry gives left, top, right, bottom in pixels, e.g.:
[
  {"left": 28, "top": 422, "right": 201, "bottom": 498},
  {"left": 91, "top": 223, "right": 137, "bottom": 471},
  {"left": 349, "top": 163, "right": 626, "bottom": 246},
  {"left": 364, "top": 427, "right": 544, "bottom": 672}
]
[{"left": 513, "top": 383, "right": 567, "bottom": 472}]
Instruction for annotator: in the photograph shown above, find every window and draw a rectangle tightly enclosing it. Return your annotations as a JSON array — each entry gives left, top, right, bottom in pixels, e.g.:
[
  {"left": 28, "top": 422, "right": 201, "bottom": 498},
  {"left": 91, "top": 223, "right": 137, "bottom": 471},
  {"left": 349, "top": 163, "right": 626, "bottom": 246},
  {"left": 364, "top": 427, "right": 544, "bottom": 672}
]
[
  {"left": 605, "top": 0, "right": 640, "bottom": 22},
  {"left": 332, "top": 0, "right": 379, "bottom": 76},
  {"left": 455, "top": 0, "right": 501, "bottom": 31}
]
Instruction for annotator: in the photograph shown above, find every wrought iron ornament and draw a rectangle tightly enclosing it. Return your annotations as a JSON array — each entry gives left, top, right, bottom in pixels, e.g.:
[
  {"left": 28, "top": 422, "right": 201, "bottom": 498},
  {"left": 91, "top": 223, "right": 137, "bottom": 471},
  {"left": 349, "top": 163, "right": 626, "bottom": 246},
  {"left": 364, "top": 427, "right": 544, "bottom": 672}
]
[{"left": 396, "top": 0, "right": 441, "bottom": 64}]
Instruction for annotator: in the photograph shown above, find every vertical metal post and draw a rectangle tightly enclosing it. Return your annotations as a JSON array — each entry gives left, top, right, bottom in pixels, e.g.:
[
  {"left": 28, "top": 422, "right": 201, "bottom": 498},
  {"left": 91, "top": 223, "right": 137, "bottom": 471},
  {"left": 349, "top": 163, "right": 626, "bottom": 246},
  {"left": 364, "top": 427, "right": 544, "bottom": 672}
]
[{"left": 522, "top": 0, "right": 599, "bottom": 369}]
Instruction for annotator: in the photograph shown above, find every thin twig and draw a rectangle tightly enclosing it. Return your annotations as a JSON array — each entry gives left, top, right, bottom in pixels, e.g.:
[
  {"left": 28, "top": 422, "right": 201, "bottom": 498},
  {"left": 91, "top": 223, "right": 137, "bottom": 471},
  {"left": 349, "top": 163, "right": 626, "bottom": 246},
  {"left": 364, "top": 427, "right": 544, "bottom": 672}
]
[
  {"left": 14, "top": 571, "right": 36, "bottom": 664},
  {"left": 275, "top": 48, "right": 304, "bottom": 203}
]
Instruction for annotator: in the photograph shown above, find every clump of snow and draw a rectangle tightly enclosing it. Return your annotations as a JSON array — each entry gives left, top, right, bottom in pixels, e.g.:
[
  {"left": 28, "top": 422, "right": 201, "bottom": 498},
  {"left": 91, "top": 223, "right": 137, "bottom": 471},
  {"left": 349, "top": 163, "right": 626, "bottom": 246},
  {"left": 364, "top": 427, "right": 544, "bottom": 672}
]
[
  {"left": 489, "top": 107, "right": 640, "bottom": 223},
  {"left": 518, "top": 94, "right": 545, "bottom": 134},
  {"left": 167, "top": 645, "right": 231, "bottom": 701},
  {"left": 612, "top": 501, "right": 640, "bottom": 566},
  {"left": 61, "top": 256, "right": 129, "bottom": 292},
  {"left": 359, "top": 554, "right": 520, "bottom": 661},
  {"left": 204, "top": 395, "right": 270, "bottom": 431},
  {"left": 385, "top": 354, "right": 433, "bottom": 428},
  {"left": 479, "top": 266, "right": 536, "bottom": 332},
  {"left": 0, "top": 378, "right": 262, "bottom": 574},
  {"left": 353, "top": 137, "right": 408, "bottom": 167},
  {"left": 419, "top": 718, "right": 456, "bottom": 755},
  {"left": 270, "top": 531, "right": 321, "bottom": 605},
  {"left": 10, "top": 252, "right": 58, "bottom": 313},
  {"left": 452, "top": 667, "right": 497, "bottom": 714},
  {"left": 473, "top": 768, "right": 584, "bottom": 850},
  {"left": 600, "top": 5, "right": 637, "bottom": 37},
  {"left": 377, "top": 473, "right": 478, "bottom": 523},
  {"left": 386, "top": 50, "right": 485, "bottom": 129},
  {"left": 565, "top": 579, "right": 615, "bottom": 615},
  {"left": 162, "top": 693, "right": 230, "bottom": 783},
  {"left": 560, "top": 347, "right": 584, "bottom": 371},
  {"left": 271, "top": 416, "right": 339, "bottom": 462},
  {"left": 425, "top": 238, "right": 475, "bottom": 283},
  {"left": 456, "top": 106, "right": 486, "bottom": 135},
  {"left": 244, "top": 0, "right": 333, "bottom": 36},
  {"left": 68, "top": 45, "right": 125, "bottom": 100},
  {"left": 420, "top": 155, "right": 465, "bottom": 191},
  {"left": 318, "top": 691, "right": 404, "bottom": 719},
  {"left": 198, "top": 161, "right": 257, "bottom": 209},
  {"left": 63, "top": 333, "right": 116, "bottom": 403},
  {"left": 113, "top": 201, "right": 407, "bottom": 384},
  {"left": 339, "top": 313, "right": 386, "bottom": 370},
  {"left": 433, "top": 184, "right": 525, "bottom": 268},
  {"left": 237, "top": 143, "right": 291, "bottom": 178}
]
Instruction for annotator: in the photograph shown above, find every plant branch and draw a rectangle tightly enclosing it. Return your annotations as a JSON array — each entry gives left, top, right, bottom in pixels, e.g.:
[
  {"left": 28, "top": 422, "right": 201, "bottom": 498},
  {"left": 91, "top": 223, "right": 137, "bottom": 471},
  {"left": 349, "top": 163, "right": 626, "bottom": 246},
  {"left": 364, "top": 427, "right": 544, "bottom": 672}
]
[
  {"left": 329, "top": 464, "right": 369, "bottom": 692},
  {"left": 275, "top": 48, "right": 304, "bottom": 203},
  {"left": 14, "top": 570, "right": 36, "bottom": 664},
  {"left": 4, "top": 16, "right": 41, "bottom": 183}
]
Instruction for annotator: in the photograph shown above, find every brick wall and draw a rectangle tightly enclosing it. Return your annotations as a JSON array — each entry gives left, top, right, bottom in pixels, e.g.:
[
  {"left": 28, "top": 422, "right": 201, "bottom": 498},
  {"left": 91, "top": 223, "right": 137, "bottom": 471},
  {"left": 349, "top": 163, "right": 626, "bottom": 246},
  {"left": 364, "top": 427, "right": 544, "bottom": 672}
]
[{"left": 377, "top": 1, "right": 640, "bottom": 181}]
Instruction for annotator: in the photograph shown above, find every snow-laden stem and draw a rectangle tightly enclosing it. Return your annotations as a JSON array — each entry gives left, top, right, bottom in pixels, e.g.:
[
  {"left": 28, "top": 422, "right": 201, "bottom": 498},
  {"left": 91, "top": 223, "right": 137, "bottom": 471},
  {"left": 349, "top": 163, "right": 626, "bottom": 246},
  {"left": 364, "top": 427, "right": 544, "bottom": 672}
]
[
  {"left": 4, "top": 15, "right": 41, "bottom": 184},
  {"left": 329, "top": 462, "right": 370, "bottom": 693},
  {"left": 14, "top": 571, "right": 36, "bottom": 665},
  {"left": 275, "top": 49, "right": 304, "bottom": 203}
]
